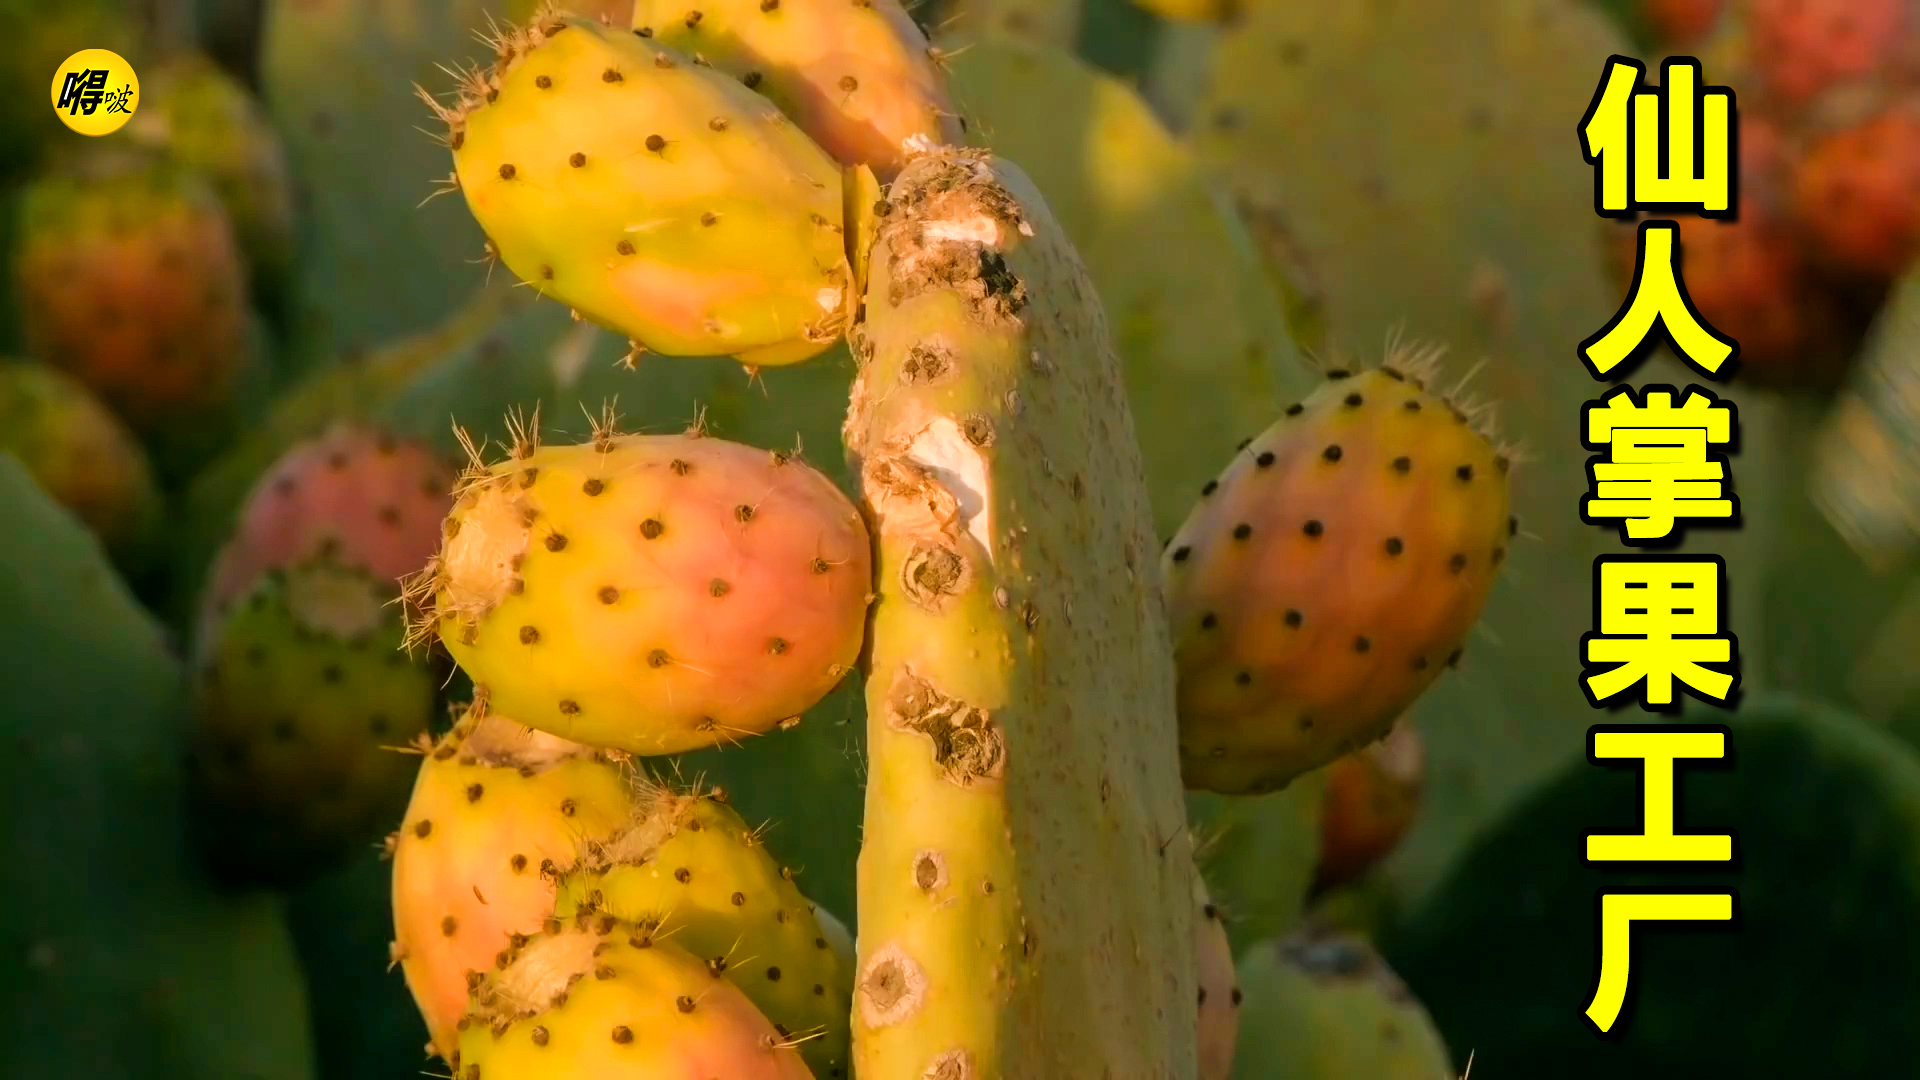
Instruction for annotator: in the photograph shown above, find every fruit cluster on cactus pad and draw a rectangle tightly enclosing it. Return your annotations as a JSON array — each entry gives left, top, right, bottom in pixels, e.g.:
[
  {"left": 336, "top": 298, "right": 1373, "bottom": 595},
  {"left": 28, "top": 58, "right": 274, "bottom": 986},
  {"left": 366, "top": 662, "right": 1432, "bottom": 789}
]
[
  {"left": 422, "top": 9, "right": 854, "bottom": 366},
  {"left": 1163, "top": 348, "right": 1514, "bottom": 795},
  {"left": 389, "top": 696, "right": 635, "bottom": 1062},
  {"left": 552, "top": 783, "right": 856, "bottom": 1077},
  {"left": 456, "top": 919, "right": 816, "bottom": 1079},
  {"left": 403, "top": 413, "right": 872, "bottom": 757}
]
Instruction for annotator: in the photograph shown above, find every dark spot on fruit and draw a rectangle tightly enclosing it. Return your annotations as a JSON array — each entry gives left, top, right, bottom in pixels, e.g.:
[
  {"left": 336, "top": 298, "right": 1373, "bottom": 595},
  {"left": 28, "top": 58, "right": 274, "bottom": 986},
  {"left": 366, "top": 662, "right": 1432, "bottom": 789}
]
[
  {"left": 441, "top": 916, "right": 458, "bottom": 936},
  {"left": 670, "top": 459, "right": 691, "bottom": 475},
  {"left": 1232, "top": 523, "right": 1252, "bottom": 540},
  {"left": 531, "top": 1027, "right": 549, "bottom": 1046},
  {"left": 1284, "top": 609, "right": 1303, "bottom": 627},
  {"left": 1202, "top": 480, "right": 1218, "bottom": 495},
  {"left": 735, "top": 504, "right": 755, "bottom": 522},
  {"left": 511, "top": 854, "right": 528, "bottom": 873},
  {"left": 569, "top": 151, "right": 586, "bottom": 167},
  {"left": 731, "top": 891, "right": 746, "bottom": 906},
  {"left": 1386, "top": 537, "right": 1404, "bottom": 555},
  {"left": 1509, "top": 515, "right": 1519, "bottom": 536},
  {"left": 768, "top": 638, "right": 788, "bottom": 655},
  {"left": 641, "top": 519, "right": 664, "bottom": 539},
  {"left": 1447, "top": 648, "right": 1464, "bottom": 667},
  {"left": 1456, "top": 464, "right": 1474, "bottom": 482},
  {"left": 812, "top": 557, "right": 831, "bottom": 573},
  {"left": 744, "top": 71, "right": 763, "bottom": 88},
  {"left": 583, "top": 478, "right": 604, "bottom": 496},
  {"left": 1172, "top": 546, "right": 1192, "bottom": 562},
  {"left": 709, "top": 578, "right": 731, "bottom": 597},
  {"left": 700, "top": 211, "right": 718, "bottom": 226},
  {"left": 415, "top": 820, "right": 433, "bottom": 838},
  {"left": 677, "top": 995, "right": 695, "bottom": 1012},
  {"left": 1494, "top": 546, "right": 1507, "bottom": 564},
  {"left": 535, "top": 75, "right": 552, "bottom": 88},
  {"left": 840, "top": 75, "right": 858, "bottom": 91},
  {"left": 1200, "top": 613, "right": 1217, "bottom": 629},
  {"left": 648, "top": 650, "right": 670, "bottom": 668},
  {"left": 1450, "top": 553, "right": 1468, "bottom": 573},
  {"left": 561, "top": 799, "right": 577, "bottom": 816},
  {"left": 1235, "top": 671, "right": 1252, "bottom": 686},
  {"left": 1303, "top": 520, "right": 1323, "bottom": 538},
  {"left": 1327, "top": 369, "right": 1351, "bottom": 379},
  {"left": 1256, "top": 452, "right": 1275, "bottom": 467},
  {"left": 520, "top": 626, "right": 540, "bottom": 644},
  {"left": 1414, "top": 656, "right": 1430, "bottom": 671},
  {"left": 645, "top": 134, "right": 665, "bottom": 151},
  {"left": 467, "top": 783, "right": 484, "bottom": 803},
  {"left": 1354, "top": 636, "right": 1371, "bottom": 653},
  {"left": 559, "top": 700, "right": 580, "bottom": 715},
  {"left": 499, "top": 163, "right": 516, "bottom": 179},
  {"left": 598, "top": 586, "right": 618, "bottom": 604},
  {"left": 1237, "top": 437, "right": 1253, "bottom": 450},
  {"left": 1381, "top": 366, "right": 1404, "bottom": 381},
  {"left": 1404, "top": 399, "right": 1422, "bottom": 411},
  {"left": 603, "top": 68, "right": 623, "bottom": 82},
  {"left": 1392, "top": 456, "right": 1411, "bottom": 473},
  {"left": 1323, "top": 445, "right": 1343, "bottom": 462},
  {"left": 1344, "top": 393, "right": 1363, "bottom": 406},
  {"left": 1285, "top": 403, "right": 1304, "bottom": 416},
  {"left": 611, "top": 1025, "right": 632, "bottom": 1043}
]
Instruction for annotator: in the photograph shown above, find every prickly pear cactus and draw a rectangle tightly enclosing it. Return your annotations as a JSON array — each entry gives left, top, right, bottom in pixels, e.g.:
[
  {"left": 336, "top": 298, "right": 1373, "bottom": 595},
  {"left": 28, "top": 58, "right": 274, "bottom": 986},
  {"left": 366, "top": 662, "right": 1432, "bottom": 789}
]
[
  {"left": 553, "top": 785, "right": 856, "bottom": 1078},
  {"left": 1384, "top": 695, "right": 1920, "bottom": 1075},
  {"left": 13, "top": 147, "right": 250, "bottom": 434},
  {"left": 391, "top": 699, "right": 634, "bottom": 1061},
  {"left": 408, "top": 425, "right": 871, "bottom": 756},
  {"left": 427, "top": 12, "right": 853, "bottom": 366},
  {"left": 1193, "top": 878, "right": 1240, "bottom": 1080},
  {"left": 0, "top": 360, "right": 162, "bottom": 571},
  {"left": 456, "top": 921, "right": 816, "bottom": 1079},
  {"left": 187, "top": 555, "right": 439, "bottom": 888},
  {"left": 941, "top": 36, "right": 1316, "bottom": 537},
  {"left": 843, "top": 146, "right": 1197, "bottom": 1078},
  {"left": 628, "top": 0, "right": 963, "bottom": 179},
  {"left": 1313, "top": 721, "right": 1424, "bottom": 898},
  {"left": 199, "top": 424, "right": 454, "bottom": 633},
  {"left": 1232, "top": 929, "right": 1452, "bottom": 1080},
  {"left": 0, "top": 456, "right": 315, "bottom": 1080},
  {"left": 1163, "top": 358, "right": 1513, "bottom": 795},
  {"left": 126, "top": 51, "right": 297, "bottom": 308},
  {"left": 1188, "top": 0, "right": 1780, "bottom": 897}
]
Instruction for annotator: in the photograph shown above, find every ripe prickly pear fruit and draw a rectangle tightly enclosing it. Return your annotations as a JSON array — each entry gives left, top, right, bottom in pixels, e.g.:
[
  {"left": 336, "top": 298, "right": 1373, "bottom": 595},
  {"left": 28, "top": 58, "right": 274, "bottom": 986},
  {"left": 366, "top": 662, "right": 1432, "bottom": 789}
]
[
  {"left": 426, "top": 11, "right": 851, "bottom": 367},
  {"left": 1795, "top": 104, "right": 1920, "bottom": 280},
  {"left": 406, "top": 421, "right": 870, "bottom": 757},
  {"left": 12, "top": 149, "right": 249, "bottom": 433},
  {"left": 1312, "top": 721, "right": 1424, "bottom": 897},
  {"left": 0, "top": 361, "right": 162, "bottom": 569},
  {"left": 554, "top": 784, "right": 854, "bottom": 1078},
  {"left": 1163, "top": 353, "right": 1513, "bottom": 795},
  {"left": 455, "top": 920, "right": 816, "bottom": 1080},
  {"left": 200, "top": 424, "right": 455, "bottom": 634},
  {"left": 390, "top": 698, "right": 634, "bottom": 1063},
  {"left": 1749, "top": 0, "right": 1903, "bottom": 106},
  {"left": 1232, "top": 929, "right": 1454, "bottom": 1079},
  {"left": 187, "top": 555, "right": 439, "bottom": 888},
  {"left": 1194, "top": 879, "right": 1240, "bottom": 1080},
  {"left": 126, "top": 52, "right": 298, "bottom": 302},
  {"left": 629, "top": 0, "right": 961, "bottom": 179}
]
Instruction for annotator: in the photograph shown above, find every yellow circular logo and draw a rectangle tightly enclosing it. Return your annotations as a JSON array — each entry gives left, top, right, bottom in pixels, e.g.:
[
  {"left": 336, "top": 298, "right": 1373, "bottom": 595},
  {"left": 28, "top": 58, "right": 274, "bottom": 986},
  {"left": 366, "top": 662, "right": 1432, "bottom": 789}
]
[{"left": 50, "top": 49, "right": 139, "bottom": 136}]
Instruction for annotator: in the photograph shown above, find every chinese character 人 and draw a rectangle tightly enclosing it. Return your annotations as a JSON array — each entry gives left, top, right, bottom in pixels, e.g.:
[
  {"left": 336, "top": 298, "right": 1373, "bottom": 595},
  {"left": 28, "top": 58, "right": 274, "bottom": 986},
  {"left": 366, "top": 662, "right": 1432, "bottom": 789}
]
[
  {"left": 57, "top": 69, "right": 110, "bottom": 116},
  {"left": 1581, "top": 221, "right": 1736, "bottom": 379},
  {"left": 1583, "top": 384, "right": 1738, "bottom": 542},
  {"left": 1582, "top": 555, "right": 1739, "bottom": 710},
  {"left": 1581, "top": 56, "right": 1734, "bottom": 216}
]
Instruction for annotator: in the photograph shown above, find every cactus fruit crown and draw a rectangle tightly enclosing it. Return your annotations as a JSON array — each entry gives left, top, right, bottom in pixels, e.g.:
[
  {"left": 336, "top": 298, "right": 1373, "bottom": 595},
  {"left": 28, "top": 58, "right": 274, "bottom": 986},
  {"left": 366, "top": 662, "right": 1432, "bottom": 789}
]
[{"left": 416, "top": 4, "right": 852, "bottom": 366}]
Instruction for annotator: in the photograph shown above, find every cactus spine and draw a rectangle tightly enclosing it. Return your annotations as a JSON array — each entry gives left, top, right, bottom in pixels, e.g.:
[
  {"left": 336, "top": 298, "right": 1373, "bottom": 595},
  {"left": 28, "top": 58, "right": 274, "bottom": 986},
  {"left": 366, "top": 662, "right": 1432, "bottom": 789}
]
[{"left": 843, "top": 147, "right": 1197, "bottom": 1078}]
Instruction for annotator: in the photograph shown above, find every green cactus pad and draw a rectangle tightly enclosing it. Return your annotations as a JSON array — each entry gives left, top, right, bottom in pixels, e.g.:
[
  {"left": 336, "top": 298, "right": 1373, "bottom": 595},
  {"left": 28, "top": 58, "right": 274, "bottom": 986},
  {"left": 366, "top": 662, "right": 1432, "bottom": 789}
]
[
  {"left": 1384, "top": 696, "right": 1920, "bottom": 1076},
  {"left": 845, "top": 147, "right": 1197, "bottom": 1078},
  {"left": 0, "top": 455, "right": 315, "bottom": 1080}
]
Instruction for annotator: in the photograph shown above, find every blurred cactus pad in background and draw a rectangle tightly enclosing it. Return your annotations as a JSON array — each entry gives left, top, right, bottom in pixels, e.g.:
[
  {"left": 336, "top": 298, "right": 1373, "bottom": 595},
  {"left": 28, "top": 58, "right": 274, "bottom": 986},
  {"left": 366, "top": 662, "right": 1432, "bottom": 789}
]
[{"left": 5, "top": 0, "right": 1920, "bottom": 1076}]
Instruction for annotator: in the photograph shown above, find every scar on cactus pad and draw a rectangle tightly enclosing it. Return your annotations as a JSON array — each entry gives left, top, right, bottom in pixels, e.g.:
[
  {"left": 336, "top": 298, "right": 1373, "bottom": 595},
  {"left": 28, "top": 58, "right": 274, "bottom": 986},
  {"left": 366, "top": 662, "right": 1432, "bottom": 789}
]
[
  {"left": 420, "top": 8, "right": 852, "bottom": 367},
  {"left": 551, "top": 780, "right": 855, "bottom": 1077},
  {"left": 403, "top": 407, "right": 872, "bottom": 757},
  {"left": 1164, "top": 346, "right": 1515, "bottom": 795},
  {"left": 455, "top": 918, "right": 814, "bottom": 1079},
  {"left": 389, "top": 695, "right": 634, "bottom": 1064},
  {"left": 628, "top": 0, "right": 963, "bottom": 179}
]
